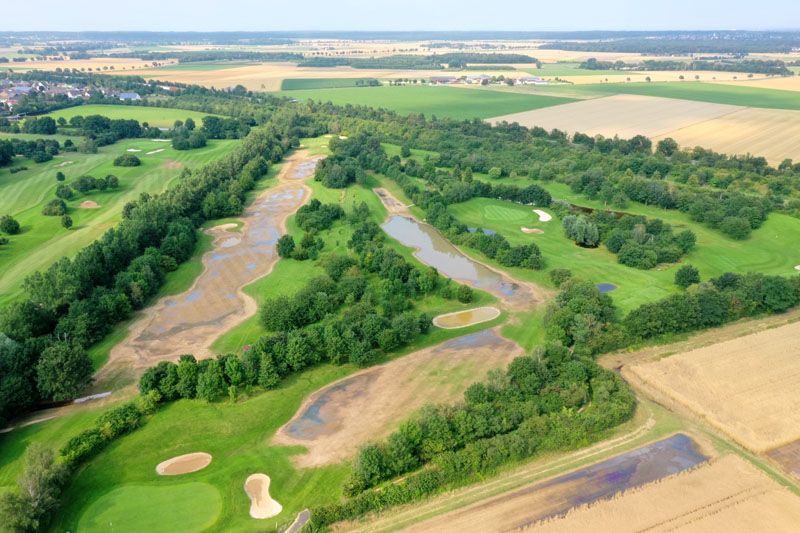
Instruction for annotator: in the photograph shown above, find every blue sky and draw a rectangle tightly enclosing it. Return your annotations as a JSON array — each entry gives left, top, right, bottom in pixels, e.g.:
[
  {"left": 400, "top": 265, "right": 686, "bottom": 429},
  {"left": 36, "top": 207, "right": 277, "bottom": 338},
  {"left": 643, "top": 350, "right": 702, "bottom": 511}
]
[{"left": 2, "top": 0, "right": 798, "bottom": 31}]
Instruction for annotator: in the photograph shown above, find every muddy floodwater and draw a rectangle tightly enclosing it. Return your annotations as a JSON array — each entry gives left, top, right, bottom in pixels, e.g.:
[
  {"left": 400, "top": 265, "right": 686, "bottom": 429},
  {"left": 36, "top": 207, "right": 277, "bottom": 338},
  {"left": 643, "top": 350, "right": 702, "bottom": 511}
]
[
  {"left": 382, "top": 215, "right": 531, "bottom": 304},
  {"left": 99, "top": 153, "right": 320, "bottom": 379},
  {"left": 433, "top": 306, "right": 501, "bottom": 329}
]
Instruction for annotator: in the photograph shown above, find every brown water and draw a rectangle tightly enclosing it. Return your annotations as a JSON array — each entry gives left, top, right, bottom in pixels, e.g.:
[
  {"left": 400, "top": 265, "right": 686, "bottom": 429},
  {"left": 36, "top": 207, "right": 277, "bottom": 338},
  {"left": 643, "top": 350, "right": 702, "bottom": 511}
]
[
  {"left": 382, "top": 215, "right": 530, "bottom": 303},
  {"left": 100, "top": 153, "right": 320, "bottom": 376},
  {"left": 433, "top": 306, "right": 501, "bottom": 329}
]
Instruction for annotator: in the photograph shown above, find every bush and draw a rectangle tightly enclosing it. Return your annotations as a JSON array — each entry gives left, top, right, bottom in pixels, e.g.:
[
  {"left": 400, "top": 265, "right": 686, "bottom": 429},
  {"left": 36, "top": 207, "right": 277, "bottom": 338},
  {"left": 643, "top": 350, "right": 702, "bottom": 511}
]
[
  {"left": 42, "top": 198, "right": 67, "bottom": 216},
  {"left": 549, "top": 268, "right": 573, "bottom": 287},
  {"left": 456, "top": 284, "right": 474, "bottom": 303},
  {"left": 113, "top": 153, "right": 141, "bottom": 167},
  {"left": 0, "top": 215, "right": 21, "bottom": 235},
  {"left": 720, "top": 216, "right": 752, "bottom": 239},
  {"left": 675, "top": 265, "right": 700, "bottom": 288}
]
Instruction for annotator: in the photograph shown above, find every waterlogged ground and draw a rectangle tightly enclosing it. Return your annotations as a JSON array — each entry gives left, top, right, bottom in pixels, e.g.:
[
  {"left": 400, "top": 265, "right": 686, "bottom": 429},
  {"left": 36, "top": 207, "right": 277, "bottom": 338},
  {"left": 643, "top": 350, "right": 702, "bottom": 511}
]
[
  {"left": 97, "top": 152, "right": 321, "bottom": 383},
  {"left": 274, "top": 329, "right": 522, "bottom": 467},
  {"left": 404, "top": 433, "right": 708, "bottom": 532}
]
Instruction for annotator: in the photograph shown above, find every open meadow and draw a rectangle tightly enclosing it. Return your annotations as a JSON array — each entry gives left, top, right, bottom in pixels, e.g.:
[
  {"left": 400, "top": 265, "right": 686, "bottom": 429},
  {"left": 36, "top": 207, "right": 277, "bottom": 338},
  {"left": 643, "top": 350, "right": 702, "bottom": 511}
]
[
  {"left": 45, "top": 104, "right": 219, "bottom": 128},
  {"left": 0, "top": 137, "right": 237, "bottom": 305}
]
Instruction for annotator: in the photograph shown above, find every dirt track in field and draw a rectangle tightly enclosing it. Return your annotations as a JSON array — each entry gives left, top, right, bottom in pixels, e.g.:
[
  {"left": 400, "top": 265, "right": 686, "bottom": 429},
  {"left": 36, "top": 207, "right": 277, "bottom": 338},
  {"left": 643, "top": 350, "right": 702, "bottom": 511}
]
[
  {"left": 273, "top": 328, "right": 523, "bottom": 467},
  {"left": 96, "top": 151, "right": 321, "bottom": 386}
]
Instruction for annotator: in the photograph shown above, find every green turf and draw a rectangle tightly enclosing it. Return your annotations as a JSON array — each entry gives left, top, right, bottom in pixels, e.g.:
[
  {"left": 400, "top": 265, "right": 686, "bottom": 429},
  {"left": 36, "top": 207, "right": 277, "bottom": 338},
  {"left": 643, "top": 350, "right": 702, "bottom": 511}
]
[
  {"left": 279, "top": 85, "right": 575, "bottom": 119},
  {"left": 281, "top": 78, "right": 381, "bottom": 90},
  {"left": 541, "top": 81, "right": 800, "bottom": 110},
  {"left": 45, "top": 105, "right": 221, "bottom": 128},
  {"left": 78, "top": 482, "right": 222, "bottom": 532},
  {"left": 156, "top": 62, "right": 257, "bottom": 71},
  {"left": 524, "top": 63, "right": 632, "bottom": 77},
  {"left": 446, "top": 183, "right": 800, "bottom": 313},
  {"left": 0, "top": 137, "right": 238, "bottom": 306}
]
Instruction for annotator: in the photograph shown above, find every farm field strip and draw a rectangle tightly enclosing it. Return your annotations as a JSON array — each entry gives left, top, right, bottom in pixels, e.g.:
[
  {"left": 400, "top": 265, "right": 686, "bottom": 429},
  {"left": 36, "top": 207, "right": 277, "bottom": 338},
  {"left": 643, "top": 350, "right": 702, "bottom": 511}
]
[
  {"left": 45, "top": 104, "right": 220, "bottom": 128},
  {"left": 625, "top": 320, "right": 800, "bottom": 453},
  {"left": 532, "top": 454, "right": 800, "bottom": 532}
]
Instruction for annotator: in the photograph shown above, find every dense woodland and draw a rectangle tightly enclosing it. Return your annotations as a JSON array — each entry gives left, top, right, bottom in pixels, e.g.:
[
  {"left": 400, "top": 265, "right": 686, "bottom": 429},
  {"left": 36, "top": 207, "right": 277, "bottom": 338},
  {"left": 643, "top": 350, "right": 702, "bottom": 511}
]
[{"left": 579, "top": 57, "right": 794, "bottom": 75}]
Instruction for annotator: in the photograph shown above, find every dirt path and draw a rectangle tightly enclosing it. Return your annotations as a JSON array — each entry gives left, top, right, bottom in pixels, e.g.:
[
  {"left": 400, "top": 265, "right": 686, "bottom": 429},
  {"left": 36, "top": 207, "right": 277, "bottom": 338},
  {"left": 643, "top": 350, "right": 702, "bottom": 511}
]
[
  {"left": 273, "top": 328, "right": 523, "bottom": 467},
  {"left": 96, "top": 151, "right": 322, "bottom": 386}
]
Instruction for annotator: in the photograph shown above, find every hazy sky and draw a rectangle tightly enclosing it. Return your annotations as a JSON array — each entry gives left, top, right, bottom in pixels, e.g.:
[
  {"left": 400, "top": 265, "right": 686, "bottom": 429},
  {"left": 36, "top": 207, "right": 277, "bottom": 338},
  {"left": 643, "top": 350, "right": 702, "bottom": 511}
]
[{"left": 3, "top": 0, "right": 798, "bottom": 32}]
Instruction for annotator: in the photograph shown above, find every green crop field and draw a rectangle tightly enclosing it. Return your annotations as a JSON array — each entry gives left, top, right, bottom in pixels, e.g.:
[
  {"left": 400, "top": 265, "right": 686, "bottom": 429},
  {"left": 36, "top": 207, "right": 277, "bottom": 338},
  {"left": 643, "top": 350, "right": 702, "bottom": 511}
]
[
  {"left": 541, "top": 81, "right": 800, "bottom": 110},
  {"left": 524, "top": 62, "right": 631, "bottom": 77},
  {"left": 281, "top": 78, "right": 381, "bottom": 90},
  {"left": 45, "top": 105, "right": 221, "bottom": 128},
  {"left": 156, "top": 61, "right": 257, "bottom": 71},
  {"left": 279, "top": 85, "right": 575, "bottom": 119},
  {"left": 0, "top": 137, "right": 238, "bottom": 306}
]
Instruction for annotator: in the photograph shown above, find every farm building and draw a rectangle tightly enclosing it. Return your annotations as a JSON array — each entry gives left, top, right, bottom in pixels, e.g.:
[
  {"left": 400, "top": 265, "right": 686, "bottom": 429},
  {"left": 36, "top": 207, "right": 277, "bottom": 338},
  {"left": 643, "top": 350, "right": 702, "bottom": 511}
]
[{"left": 119, "top": 92, "right": 142, "bottom": 101}]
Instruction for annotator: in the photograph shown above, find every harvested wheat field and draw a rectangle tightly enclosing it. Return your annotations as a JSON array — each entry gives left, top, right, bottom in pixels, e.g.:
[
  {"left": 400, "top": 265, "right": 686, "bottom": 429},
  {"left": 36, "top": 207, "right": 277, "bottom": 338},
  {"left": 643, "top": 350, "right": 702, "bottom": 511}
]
[
  {"left": 97, "top": 152, "right": 321, "bottom": 384},
  {"left": 716, "top": 76, "right": 800, "bottom": 93},
  {"left": 652, "top": 106, "right": 800, "bottom": 165},
  {"left": 244, "top": 474, "right": 282, "bottom": 519},
  {"left": 767, "top": 439, "right": 800, "bottom": 480},
  {"left": 155, "top": 452, "right": 212, "bottom": 476},
  {"left": 274, "top": 329, "right": 522, "bottom": 467},
  {"left": 491, "top": 94, "right": 740, "bottom": 138},
  {"left": 625, "top": 320, "right": 800, "bottom": 452},
  {"left": 533, "top": 455, "right": 800, "bottom": 533}
]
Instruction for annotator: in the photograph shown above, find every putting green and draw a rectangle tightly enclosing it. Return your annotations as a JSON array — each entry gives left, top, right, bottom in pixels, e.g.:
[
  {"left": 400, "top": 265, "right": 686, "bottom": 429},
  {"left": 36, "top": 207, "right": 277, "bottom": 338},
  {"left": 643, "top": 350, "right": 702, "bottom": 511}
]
[
  {"left": 483, "top": 204, "right": 529, "bottom": 222},
  {"left": 78, "top": 482, "right": 222, "bottom": 532}
]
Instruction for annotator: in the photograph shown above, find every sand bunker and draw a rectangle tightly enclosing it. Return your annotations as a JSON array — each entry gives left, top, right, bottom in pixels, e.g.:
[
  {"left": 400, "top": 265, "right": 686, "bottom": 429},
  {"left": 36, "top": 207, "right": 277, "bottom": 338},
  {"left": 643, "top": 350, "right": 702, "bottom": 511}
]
[
  {"left": 146, "top": 148, "right": 165, "bottom": 155},
  {"left": 79, "top": 200, "right": 100, "bottom": 209},
  {"left": 245, "top": 474, "right": 282, "bottom": 519},
  {"left": 533, "top": 209, "right": 552, "bottom": 222},
  {"left": 151, "top": 138, "right": 171, "bottom": 142},
  {"left": 433, "top": 306, "right": 501, "bottom": 329},
  {"left": 521, "top": 227, "right": 544, "bottom": 234},
  {"left": 156, "top": 452, "right": 212, "bottom": 476},
  {"left": 795, "top": 265, "right": 800, "bottom": 271},
  {"left": 56, "top": 160, "right": 74, "bottom": 167},
  {"left": 127, "top": 148, "right": 142, "bottom": 152}
]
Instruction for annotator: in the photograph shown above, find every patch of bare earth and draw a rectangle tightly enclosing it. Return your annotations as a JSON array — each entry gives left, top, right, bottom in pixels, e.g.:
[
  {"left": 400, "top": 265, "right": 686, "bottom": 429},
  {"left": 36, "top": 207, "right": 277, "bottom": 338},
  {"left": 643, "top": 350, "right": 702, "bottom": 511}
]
[
  {"left": 79, "top": 200, "right": 100, "bottom": 209},
  {"left": 623, "top": 319, "right": 800, "bottom": 453},
  {"left": 532, "top": 455, "right": 800, "bottom": 533},
  {"left": 273, "top": 329, "right": 523, "bottom": 467},
  {"left": 160, "top": 160, "right": 183, "bottom": 169},
  {"left": 96, "top": 151, "right": 321, "bottom": 386}
]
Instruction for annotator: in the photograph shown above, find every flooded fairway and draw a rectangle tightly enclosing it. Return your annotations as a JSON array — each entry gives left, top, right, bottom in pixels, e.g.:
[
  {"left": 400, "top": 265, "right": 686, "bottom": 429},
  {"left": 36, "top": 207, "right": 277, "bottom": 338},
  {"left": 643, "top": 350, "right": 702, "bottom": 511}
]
[
  {"left": 99, "top": 152, "right": 321, "bottom": 380},
  {"left": 382, "top": 215, "right": 532, "bottom": 304},
  {"left": 275, "top": 329, "right": 522, "bottom": 467}
]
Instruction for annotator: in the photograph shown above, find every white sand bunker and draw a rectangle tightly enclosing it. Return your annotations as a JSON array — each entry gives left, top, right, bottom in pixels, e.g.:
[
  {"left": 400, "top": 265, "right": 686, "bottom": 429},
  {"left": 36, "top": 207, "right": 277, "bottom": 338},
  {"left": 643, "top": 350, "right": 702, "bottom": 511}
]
[
  {"left": 533, "top": 209, "right": 552, "bottom": 222},
  {"left": 433, "top": 306, "right": 501, "bottom": 329},
  {"left": 795, "top": 265, "right": 800, "bottom": 271},
  {"left": 521, "top": 227, "right": 544, "bottom": 234},
  {"left": 56, "top": 160, "right": 74, "bottom": 167},
  {"left": 127, "top": 148, "right": 142, "bottom": 152},
  {"left": 151, "top": 138, "right": 171, "bottom": 142},
  {"left": 146, "top": 148, "right": 165, "bottom": 155},
  {"left": 156, "top": 452, "right": 212, "bottom": 476},
  {"left": 79, "top": 200, "right": 100, "bottom": 209},
  {"left": 245, "top": 474, "right": 282, "bottom": 519}
]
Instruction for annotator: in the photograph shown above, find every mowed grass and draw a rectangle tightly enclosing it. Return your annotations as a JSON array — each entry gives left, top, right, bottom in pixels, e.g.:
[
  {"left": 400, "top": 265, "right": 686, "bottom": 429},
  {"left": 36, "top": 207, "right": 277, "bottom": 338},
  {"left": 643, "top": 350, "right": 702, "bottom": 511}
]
[
  {"left": 279, "top": 85, "right": 575, "bottom": 119},
  {"left": 447, "top": 182, "right": 800, "bottom": 312},
  {"left": 281, "top": 78, "right": 381, "bottom": 90},
  {"left": 0, "top": 137, "right": 238, "bottom": 306},
  {"left": 543, "top": 81, "right": 800, "bottom": 110},
  {"left": 78, "top": 483, "right": 222, "bottom": 532},
  {"left": 45, "top": 104, "right": 220, "bottom": 128}
]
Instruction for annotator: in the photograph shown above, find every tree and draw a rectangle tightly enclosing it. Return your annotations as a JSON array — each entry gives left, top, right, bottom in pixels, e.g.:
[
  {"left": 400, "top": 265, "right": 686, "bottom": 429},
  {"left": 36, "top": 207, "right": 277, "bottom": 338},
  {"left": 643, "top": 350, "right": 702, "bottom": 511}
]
[
  {"left": 36, "top": 342, "right": 92, "bottom": 401},
  {"left": 656, "top": 137, "right": 679, "bottom": 157},
  {"left": 456, "top": 284, "right": 473, "bottom": 303},
  {"left": 276, "top": 234, "right": 295, "bottom": 258},
  {"left": 196, "top": 359, "right": 226, "bottom": 401},
  {"left": 61, "top": 215, "right": 73, "bottom": 230},
  {"left": 0, "top": 215, "right": 21, "bottom": 235},
  {"left": 55, "top": 184, "right": 73, "bottom": 199},
  {"left": 55, "top": 171, "right": 65, "bottom": 182},
  {"left": 113, "top": 154, "right": 141, "bottom": 167},
  {"left": 720, "top": 217, "right": 751, "bottom": 240},
  {"left": 674, "top": 265, "right": 700, "bottom": 288}
]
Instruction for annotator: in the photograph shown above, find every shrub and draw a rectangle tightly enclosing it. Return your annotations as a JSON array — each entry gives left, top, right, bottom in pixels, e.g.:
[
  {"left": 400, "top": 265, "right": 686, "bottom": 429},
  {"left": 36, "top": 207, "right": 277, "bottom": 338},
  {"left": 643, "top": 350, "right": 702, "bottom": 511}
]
[
  {"left": 675, "top": 265, "right": 700, "bottom": 288},
  {"left": 0, "top": 215, "right": 21, "bottom": 235},
  {"left": 456, "top": 284, "right": 474, "bottom": 303},
  {"left": 113, "top": 153, "right": 141, "bottom": 167},
  {"left": 549, "top": 268, "right": 573, "bottom": 287},
  {"left": 42, "top": 198, "right": 67, "bottom": 216}
]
